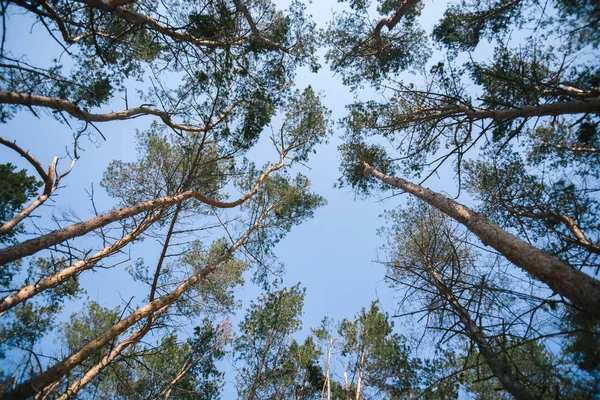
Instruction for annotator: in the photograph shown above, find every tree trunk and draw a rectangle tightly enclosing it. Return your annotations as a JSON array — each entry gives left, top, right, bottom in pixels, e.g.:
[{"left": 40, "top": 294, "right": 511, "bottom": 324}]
[
  {"left": 363, "top": 161, "right": 600, "bottom": 318},
  {"left": 0, "top": 159, "right": 283, "bottom": 267},
  {"left": 426, "top": 263, "right": 534, "bottom": 400},
  {"left": 0, "top": 212, "right": 160, "bottom": 316},
  {"left": 56, "top": 309, "right": 164, "bottom": 400}
]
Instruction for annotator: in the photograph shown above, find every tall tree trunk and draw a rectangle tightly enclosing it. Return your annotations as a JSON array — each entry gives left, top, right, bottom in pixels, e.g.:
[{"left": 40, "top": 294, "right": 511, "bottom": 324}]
[
  {"left": 355, "top": 346, "right": 365, "bottom": 400},
  {"left": 247, "top": 328, "right": 276, "bottom": 400},
  {"left": 55, "top": 206, "right": 182, "bottom": 399},
  {"left": 362, "top": 161, "right": 600, "bottom": 318}
]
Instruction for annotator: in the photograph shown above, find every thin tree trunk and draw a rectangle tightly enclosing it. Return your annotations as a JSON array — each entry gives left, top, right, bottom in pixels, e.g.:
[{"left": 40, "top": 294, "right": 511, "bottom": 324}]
[
  {"left": 247, "top": 328, "right": 276, "bottom": 400},
  {"left": 355, "top": 347, "right": 365, "bottom": 400},
  {"left": 1, "top": 205, "right": 274, "bottom": 400},
  {"left": 155, "top": 354, "right": 200, "bottom": 400},
  {"left": 54, "top": 206, "right": 182, "bottom": 399},
  {"left": 362, "top": 161, "right": 600, "bottom": 318},
  {"left": 56, "top": 307, "right": 166, "bottom": 400},
  {"left": 321, "top": 338, "right": 334, "bottom": 400},
  {"left": 0, "top": 159, "right": 284, "bottom": 267},
  {"left": 426, "top": 263, "right": 534, "bottom": 400}
]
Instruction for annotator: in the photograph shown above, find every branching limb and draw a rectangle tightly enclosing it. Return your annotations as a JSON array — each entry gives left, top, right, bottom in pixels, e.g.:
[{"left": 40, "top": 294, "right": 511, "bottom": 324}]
[
  {"left": 0, "top": 148, "right": 286, "bottom": 266},
  {"left": 0, "top": 91, "right": 241, "bottom": 133},
  {"left": 3, "top": 202, "right": 276, "bottom": 399},
  {"left": 0, "top": 210, "right": 161, "bottom": 316},
  {"left": 372, "top": 0, "right": 420, "bottom": 53}
]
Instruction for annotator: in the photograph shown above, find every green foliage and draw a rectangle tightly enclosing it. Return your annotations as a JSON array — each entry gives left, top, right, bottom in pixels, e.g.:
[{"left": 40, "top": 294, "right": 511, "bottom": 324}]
[
  {"left": 464, "top": 148, "right": 600, "bottom": 272},
  {"left": 325, "top": 1, "right": 430, "bottom": 88},
  {"left": 181, "top": 240, "right": 247, "bottom": 316},
  {"left": 281, "top": 86, "right": 332, "bottom": 163},
  {"left": 236, "top": 171, "right": 325, "bottom": 279},
  {"left": 62, "top": 301, "right": 120, "bottom": 361},
  {"left": 187, "top": 2, "right": 236, "bottom": 40},
  {"left": 433, "top": 0, "right": 524, "bottom": 53},
  {"left": 337, "top": 302, "right": 420, "bottom": 397},
  {"left": 234, "top": 283, "right": 314, "bottom": 399},
  {"left": 102, "top": 127, "right": 228, "bottom": 207},
  {"left": 562, "top": 310, "right": 600, "bottom": 373},
  {"left": 0, "top": 163, "right": 42, "bottom": 244},
  {"left": 0, "top": 257, "right": 81, "bottom": 361},
  {"left": 238, "top": 91, "right": 277, "bottom": 149},
  {"left": 338, "top": 141, "right": 394, "bottom": 195},
  {"left": 88, "top": 320, "right": 227, "bottom": 399},
  {"left": 462, "top": 338, "right": 560, "bottom": 399}
]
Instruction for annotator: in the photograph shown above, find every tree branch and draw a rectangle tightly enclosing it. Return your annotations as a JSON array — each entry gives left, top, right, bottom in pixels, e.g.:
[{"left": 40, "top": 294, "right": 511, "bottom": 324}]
[
  {"left": 3, "top": 202, "right": 276, "bottom": 399},
  {"left": 0, "top": 152, "right": 286, "bottom": 266},
  {"left": 372, "top": 0, "right": 420, "bottom": 53},
  {"left": 0, "top": 91, "right": 240, "bottom": 133}
]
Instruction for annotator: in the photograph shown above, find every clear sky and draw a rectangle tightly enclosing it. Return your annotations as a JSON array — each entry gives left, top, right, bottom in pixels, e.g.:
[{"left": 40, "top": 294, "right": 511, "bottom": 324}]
[{"left": 0, "top": 0, "right": 470, "bottom": 394}]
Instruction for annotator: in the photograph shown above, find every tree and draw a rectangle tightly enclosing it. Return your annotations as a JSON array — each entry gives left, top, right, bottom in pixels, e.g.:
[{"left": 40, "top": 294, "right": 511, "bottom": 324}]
[
  {"left": 0, "top": 0, "right": 328, "bottom": 397},
  {"left": 0, "top": 163, "right": 42, "bottom": 244},
  {"left": 335, "top": 303, "right": 418, "bottom": 399},
  {"left": 60, "top": 312, "right": 229, "bottom": 400},
  {"left": 382, "top": 200, "right": 599, "bottom": 398},
  {"left": 333, "top": 0, "right": 600, "bottom": 316},
  {"left": 234, "top": 283, "right": 324, "bottom": 400}
]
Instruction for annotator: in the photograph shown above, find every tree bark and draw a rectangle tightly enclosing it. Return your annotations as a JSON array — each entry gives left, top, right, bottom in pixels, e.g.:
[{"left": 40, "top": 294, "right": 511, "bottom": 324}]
[
  {"left": 0, "top": 91, "right": 238, "bottom": 133},
  {"left": 363, "top": 161, "right": 600, "bottom": 318},
  {"left": 399, "top": 97, "right": 600, "bottom": 126},
  {"left": 0, "top": 212, "right": 160, "bottom": 316},
  {"left": 55, "top": 308, "right": 165, "bottom": 400}
]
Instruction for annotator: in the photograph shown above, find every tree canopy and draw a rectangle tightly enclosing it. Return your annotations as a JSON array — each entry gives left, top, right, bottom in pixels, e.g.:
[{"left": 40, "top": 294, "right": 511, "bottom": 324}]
[{"left": 0, "top": 0, "right": 599, "bottom": 398}]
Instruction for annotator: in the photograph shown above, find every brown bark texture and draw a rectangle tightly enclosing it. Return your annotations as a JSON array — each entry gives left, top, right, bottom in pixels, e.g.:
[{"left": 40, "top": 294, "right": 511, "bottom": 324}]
[
  {"left": 0, "top": 159, "right": 283, "bottom": 266},
  {"left": 0, "top": 91, "right": 235, "bottom": 133}
]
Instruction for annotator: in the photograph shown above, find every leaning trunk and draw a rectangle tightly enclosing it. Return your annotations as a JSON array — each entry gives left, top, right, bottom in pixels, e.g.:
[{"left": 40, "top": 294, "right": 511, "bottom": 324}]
[
  {"left": 1, "top": 205, "right": 272, "bottom": 399},
  {"left": 363, "top": 161, "right": 600, "bottom": 318}
]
